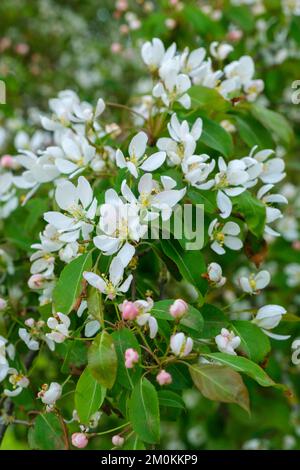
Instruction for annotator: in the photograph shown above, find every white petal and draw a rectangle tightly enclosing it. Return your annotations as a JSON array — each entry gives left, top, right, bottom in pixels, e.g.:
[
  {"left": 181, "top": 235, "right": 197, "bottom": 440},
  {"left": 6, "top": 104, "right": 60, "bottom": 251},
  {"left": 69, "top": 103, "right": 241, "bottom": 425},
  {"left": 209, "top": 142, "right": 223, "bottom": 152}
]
[
  {"left": 140, "top": 151, "right": 166, "bottom": 172},
  {"left": 129, "top": 132, "right": 148, "bottom": 159}
]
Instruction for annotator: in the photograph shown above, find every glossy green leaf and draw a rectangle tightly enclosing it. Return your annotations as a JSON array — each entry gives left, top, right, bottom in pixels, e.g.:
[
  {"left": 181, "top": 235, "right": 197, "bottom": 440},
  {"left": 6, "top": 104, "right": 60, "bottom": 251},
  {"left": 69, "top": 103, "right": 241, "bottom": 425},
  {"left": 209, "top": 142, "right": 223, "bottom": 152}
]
[
  {"left": 202, "top": 352, "right": 276, "bottom": 387},
  {"left": 53, "top": 252, "right": 93, "bottom": 314},
  {"left": 88, "top": 331, "right": 118, "bottom": 389},
  {"left": 75, "top": 367, "right": 106, "bottom": 424},
  {"left": 128, "top": 377, "right": 160, "bottom": 444}
]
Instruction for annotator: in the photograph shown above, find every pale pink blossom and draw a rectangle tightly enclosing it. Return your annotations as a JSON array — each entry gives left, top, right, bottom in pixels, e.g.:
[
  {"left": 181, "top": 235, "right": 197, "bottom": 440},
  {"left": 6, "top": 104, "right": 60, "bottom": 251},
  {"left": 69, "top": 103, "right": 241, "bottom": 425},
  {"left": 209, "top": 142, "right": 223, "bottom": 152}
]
[
  {"left": 71, "top": 433, "right": 88, "bottom": 449},
  {"left": 156, "top": 370, "right": 172, "bottom": 386}
]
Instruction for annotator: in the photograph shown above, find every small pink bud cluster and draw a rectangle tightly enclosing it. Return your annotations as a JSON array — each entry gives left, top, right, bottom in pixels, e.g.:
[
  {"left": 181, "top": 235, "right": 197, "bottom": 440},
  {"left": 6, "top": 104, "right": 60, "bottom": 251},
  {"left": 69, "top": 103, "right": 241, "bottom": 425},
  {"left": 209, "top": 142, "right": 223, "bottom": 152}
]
[
  {"left": 112, "top": 435, "right": 124, "bottom": 447},
  {"left": 156, "top": 370, "right": 172, "bottom": 386},
  {"left": 71, "top": 432, "right": 88, "bottom": 449},
  {"left": 119, "top": 300, "right": 139, "bottom": 320},
  {"left": 124, "top": 348, "right": 139, "bottom": 368},
  {"left": 169, "top": 299, "right": 188, "bottom": 319}
]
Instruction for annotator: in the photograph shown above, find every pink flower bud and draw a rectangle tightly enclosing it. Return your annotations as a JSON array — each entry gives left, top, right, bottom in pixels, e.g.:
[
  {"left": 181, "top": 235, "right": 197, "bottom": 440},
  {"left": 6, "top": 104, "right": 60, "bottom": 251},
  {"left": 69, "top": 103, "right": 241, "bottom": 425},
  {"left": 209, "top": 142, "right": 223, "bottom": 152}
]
[
  {"left": 125, "top": 348, "right": 139, "bottom": 368},
  {"left": 111, "top": 42, "right": 122, "bottom": 54},
  {"left": 28, "top": 274, "right": 45, "bottom": 290},
  {"left": 1, "top": 155, "right": 15, "bottom": 169},
  {"left": 156, "top": 370, "right": 172, "bottom": 386},
  {"left": 119, "top": 300, "right": 139, "bottom": 321},
  {"left": 112, "top": 434, "right": 125, "bottom": 447},
  {"left": 227, "top": 30, "right": 243, "bottom": 42},
  {"left": 71, "top": 433, "right": 88, "bottom": 449},
  {"left": 15, "top": 43, "right": 29, "bottom": 55},
  {"left": 292, "top": 241, "right": 300, "bottom": 251},
  {"left": 169, "top": 299, "right": 188, "bottom": 319}
]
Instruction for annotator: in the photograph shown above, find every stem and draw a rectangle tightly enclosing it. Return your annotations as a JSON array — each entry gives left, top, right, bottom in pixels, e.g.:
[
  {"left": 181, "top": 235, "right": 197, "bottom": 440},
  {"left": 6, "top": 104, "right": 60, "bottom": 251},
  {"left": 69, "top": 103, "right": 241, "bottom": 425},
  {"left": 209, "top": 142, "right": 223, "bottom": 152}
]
[{"left": 91, "top": 421, "right": 130, "bottom": 437}]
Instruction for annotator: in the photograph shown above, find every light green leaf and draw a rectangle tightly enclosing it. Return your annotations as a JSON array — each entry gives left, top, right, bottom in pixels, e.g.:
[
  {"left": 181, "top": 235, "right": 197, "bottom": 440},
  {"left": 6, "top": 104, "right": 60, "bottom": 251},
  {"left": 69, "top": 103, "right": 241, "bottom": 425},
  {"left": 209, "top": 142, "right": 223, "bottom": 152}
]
[
  {"left": 128, "top": 377, "right": 160, "bottom": 444},
  {"left": 189, "top": 85, "right": 230, "bottom": 113},
  {"left": 53, "top": 252, "right": 93, "bottom": 314},
  {"left": 88, "top": 331, "right": 118, "bottom": 389},
  {"left": 202, "top": 352, "right": 276, "bottom": 387},
  {"left": 75, "top": 367, "right": 106, "bottom": 424}
]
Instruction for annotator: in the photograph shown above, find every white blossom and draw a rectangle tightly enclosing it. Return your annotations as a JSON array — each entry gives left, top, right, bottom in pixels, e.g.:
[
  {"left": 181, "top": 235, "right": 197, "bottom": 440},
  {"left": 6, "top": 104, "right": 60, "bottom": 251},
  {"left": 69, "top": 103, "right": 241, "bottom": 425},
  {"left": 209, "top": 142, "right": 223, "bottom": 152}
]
[
  {"left": 239, "top": 270, "right": 271, "bottom": 294},
  {"left": 44, "top": 176, "right": 97, "bottom": 243},
  {"left": 208, "top": 219, "right": 243, "bottom": 254},
  {"left": 252, "top": 304, "right": 289, "bottom": 340},
  {"left": 46, "top": 312, "right": 70, "bottom": 344},
  {"left": 116, "top": 131, "right": 166, "bottom": 178},
  {"left": 170, "top": 332, "right": 193, "bottom": 357},
  {"left": 215, "top": 328, "right": 241, "bottom": 355},
  {"left": 83, "top": 257, "right": 132, "bottom": 300},
  {"left": 207, "top": 262, "right": 226, "bottom": 287}
]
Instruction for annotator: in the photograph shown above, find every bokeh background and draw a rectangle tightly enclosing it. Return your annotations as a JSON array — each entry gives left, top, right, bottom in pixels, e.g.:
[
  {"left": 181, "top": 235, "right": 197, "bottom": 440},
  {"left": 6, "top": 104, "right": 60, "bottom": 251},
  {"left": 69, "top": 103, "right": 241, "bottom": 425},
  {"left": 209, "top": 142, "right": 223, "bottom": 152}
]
[{"left": 1, "top": 0, "right": 300, "bottom": 450}]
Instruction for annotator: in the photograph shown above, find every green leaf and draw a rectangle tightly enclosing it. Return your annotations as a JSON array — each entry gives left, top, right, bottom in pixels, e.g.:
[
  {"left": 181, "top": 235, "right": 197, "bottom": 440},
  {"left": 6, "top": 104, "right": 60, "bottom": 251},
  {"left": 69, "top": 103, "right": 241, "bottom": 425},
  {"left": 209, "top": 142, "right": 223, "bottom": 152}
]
[
  {"left": 158, "top": 390, "right": 185, "bottom": 410},
  {"left": 111, "top": 328, "right": 142, "bottom": 389},
  {"left": 152, "top": 300, "right": 204, "bottom": 335},
  {"left": 183, "top": 5, "right": 223, "bottom": 36},
  {"left": 226, "top": 6, "right": 255, "bottom": 32},
  {"left": 128, "top": 377, "right": 160, "bottom": 444},
  {"left": 28, "top": 413, "right": 65, "bottom": 450},
  {"left": 60, "top": 341, "right": 87, "bottom": 373},
  {"left": 231, "top": 320, "right": 271, "bottom": 363},
  {"left": 123, "top": 434, "right": 146, "bottom": 450},
  {"left": 53, "top": 252, "right": 93, "bottom": 314},
  {"left": 200, "top": 304, "right": 230, "bottom": 338},
  {"left": 189, "top": 85, "right": 230, "bottom": 113},
  {"left": 187, "top": 188, "right": 217, "bottom": 215},
  {"left": 87, "top": 286, "right": 104, "bottom": 327},
  {"left": 160, "top": 239, "right": 207, "bottom": 298},
  {"left": 75, "top": 368, "right": 106, "bottom": 424},
  {"left": 234, "top": 114, "right": 273, "bottom": 149},
  {"left": 189, "top": 363, "right": 250, "bottom": 412},
  {"left": 88, "top": 331, "right": 118, "bottom": 389},
  {"left": 201, "top": 116, "right": 233, "bottom": 157},
  {"left": 202, "top": 352, "right": 276, "bottom": 387},
  {"left": 233, "top": 190, "right": 266, "bottom": 238},
  {"left": 251, "top": 104, "right": 294, "bottom": 146}
]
